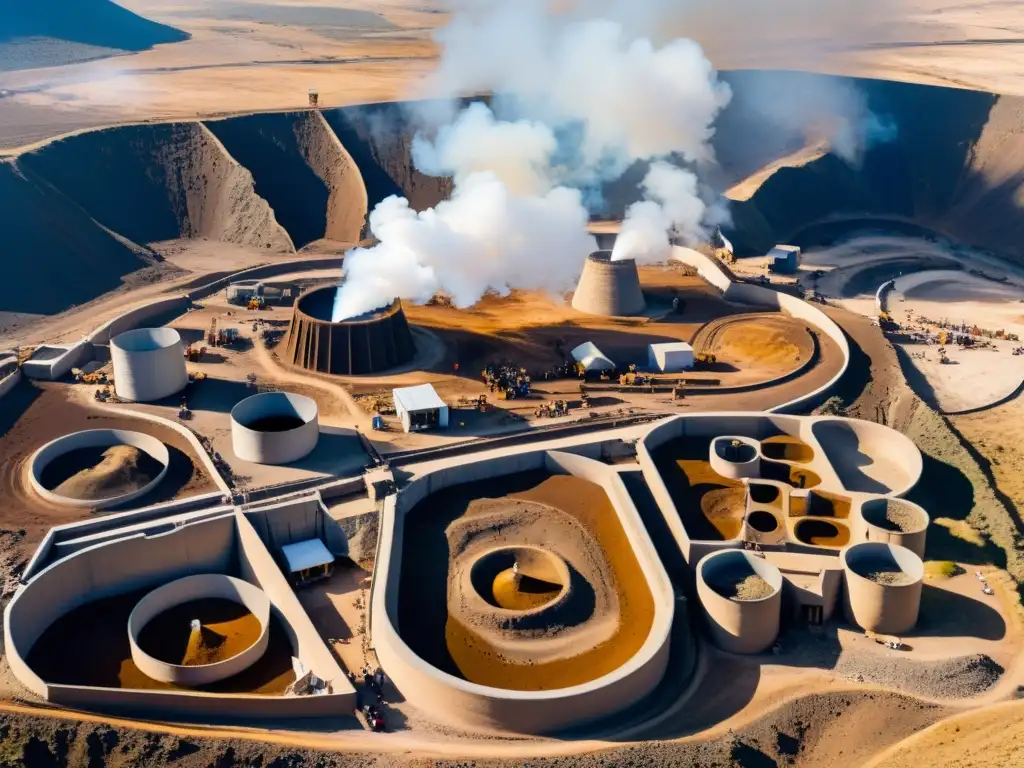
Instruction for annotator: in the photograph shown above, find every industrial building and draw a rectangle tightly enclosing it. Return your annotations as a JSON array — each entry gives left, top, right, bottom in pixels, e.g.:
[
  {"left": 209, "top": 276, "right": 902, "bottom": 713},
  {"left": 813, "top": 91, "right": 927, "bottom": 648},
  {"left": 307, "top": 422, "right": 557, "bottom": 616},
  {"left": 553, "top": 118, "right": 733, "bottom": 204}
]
[
  {"left": 571, "top": 251, "right": 646, "bottom": 317},
  {"left": 768, "top": 244, "right": 802, "bottom": 274},
  {"left": 285, "top": 287, "right": 417, "bottom": 376},
  {"left": 648, "top": 342, "right": 695, "bottom": 372},
  {"left": 110, "top": 327, "right": 188, "bottom": 402},
  {"left": 393, "top": 383, "right": 448, "bottom": 432},
  {"left": 571, "top": 341, "right": 616, "bottom": 372}
]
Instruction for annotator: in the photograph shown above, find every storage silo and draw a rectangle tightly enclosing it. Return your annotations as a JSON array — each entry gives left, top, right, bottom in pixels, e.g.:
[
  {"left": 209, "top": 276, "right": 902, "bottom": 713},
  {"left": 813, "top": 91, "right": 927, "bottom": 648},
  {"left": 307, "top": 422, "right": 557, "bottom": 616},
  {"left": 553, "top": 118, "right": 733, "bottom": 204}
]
[
  {"left": 696, "top": 549, "right": 783, "bottom": 654},
  {"left": 285, "top": 286, "right": 416, "bottom": 375},
  {"left": 110, "top": 327, "right": 188, "bottom": 402},
  {"left": 231, "top": 391, "right": 319, "bottom": 465},
  {"left": 855, "top": 497, "right": 929, "bottom": 558},
  {"left": 841, "top": 542, "right": 923, "bottom": 635},
  {"left": 571, "top": 251, "right": 646, "bottom": 317}
]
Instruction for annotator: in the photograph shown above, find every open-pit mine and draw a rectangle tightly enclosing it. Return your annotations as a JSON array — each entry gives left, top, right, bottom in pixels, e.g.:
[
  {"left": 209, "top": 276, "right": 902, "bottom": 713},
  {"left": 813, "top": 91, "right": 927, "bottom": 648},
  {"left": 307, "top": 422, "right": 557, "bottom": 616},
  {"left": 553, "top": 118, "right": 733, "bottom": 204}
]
[{"left": 1, "top": 2, "right": 1024, "bottom": 767}]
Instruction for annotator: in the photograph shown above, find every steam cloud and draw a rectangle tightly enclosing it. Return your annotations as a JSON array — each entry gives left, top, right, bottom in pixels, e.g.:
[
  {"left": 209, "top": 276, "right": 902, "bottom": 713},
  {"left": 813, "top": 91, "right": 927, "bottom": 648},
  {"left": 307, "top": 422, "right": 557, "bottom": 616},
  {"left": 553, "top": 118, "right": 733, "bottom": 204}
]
[{"left": 332, "top": 0, "right": 899, "bottom": 320}]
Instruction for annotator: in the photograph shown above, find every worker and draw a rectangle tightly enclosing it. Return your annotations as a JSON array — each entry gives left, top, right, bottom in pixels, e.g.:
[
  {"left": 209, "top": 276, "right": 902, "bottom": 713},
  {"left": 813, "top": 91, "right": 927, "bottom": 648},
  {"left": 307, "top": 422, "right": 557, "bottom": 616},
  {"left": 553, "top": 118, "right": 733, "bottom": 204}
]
[{"left": 453, "top": 361, "right": 460, "bottom": 374}]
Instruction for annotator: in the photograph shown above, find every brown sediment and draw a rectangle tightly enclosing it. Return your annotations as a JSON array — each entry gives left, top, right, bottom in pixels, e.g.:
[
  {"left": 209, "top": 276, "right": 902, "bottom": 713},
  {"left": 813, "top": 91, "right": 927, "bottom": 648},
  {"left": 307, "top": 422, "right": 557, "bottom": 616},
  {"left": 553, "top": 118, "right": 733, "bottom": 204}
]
[
  {"left": 651, "top": 435, "right": 744, "bottom": 541},
  {"left": 866, "top": 570, "right": 916, "bottom": 586},
  {"left": 137, "top": 597, "right": 262, "bottom": 667},
  {"left": 27, "top": 590, "right": 294, "bottom": 694},
  {"left": 794, "top": 518, "right": 851, "bottom": 547},
  {"left": 863, "top": 499, "right": 922, "bottom": 532},
  {"left": 708, "top": 569, "right": 774, "bottom": 601},
  {"left": 700, "top": 487, "right": 747, "bottom": 540},
  {"left": 791, "top": 489, "right": 853, "bottom": 519},
  {"left": 398, "top": 471, "right": 655, "bottom": 691},
  {"left": 42, "top": 445, "right": 164, "bottom": 500},
  {"left": 760, "top": 434, "right": 815, "bottom": 463},
  {"left": 489, "top": 570, "right": 561, "bottom": 611}
]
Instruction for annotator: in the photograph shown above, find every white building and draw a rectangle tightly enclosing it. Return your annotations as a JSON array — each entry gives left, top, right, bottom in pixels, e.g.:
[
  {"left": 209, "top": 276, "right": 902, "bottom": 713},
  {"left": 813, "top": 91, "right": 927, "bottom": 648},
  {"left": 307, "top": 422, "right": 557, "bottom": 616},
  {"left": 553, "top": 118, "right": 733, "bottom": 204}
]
[
  {"left": 570, "top": 341, "right": 616, "bottom": 372},
  {"left": 648, "top": 342, "right": 695, "bottom": 372},
  {"left": 393, "top": 383, "right": 449, "bottom": 432}
]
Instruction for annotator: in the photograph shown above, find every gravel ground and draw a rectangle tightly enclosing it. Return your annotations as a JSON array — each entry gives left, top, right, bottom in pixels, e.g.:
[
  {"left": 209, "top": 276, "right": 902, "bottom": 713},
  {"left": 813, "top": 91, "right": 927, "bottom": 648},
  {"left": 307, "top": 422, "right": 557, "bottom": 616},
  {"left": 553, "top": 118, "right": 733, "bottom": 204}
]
[
  {"left": 836, "top": 652, "right": 1003, "bottom": 699},
  {"left": 866, "top": 570, "right": 916, "bottom": 586},
  {"left": 732, "top": 574, "right": 775, "bottom": 601}
]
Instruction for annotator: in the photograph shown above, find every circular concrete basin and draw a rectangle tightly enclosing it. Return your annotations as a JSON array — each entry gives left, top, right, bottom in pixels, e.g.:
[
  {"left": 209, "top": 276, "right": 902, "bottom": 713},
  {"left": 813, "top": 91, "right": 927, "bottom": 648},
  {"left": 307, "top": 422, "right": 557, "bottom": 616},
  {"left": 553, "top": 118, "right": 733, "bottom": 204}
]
[
  {"left": 468, "top": 545, "right": 571, "bottom": 615},
  {"left": 28, "top": 429, "right": 169, "bottom": 508},
  {"left": 128, "top": 574, "right": 271, "bottom": 687}
]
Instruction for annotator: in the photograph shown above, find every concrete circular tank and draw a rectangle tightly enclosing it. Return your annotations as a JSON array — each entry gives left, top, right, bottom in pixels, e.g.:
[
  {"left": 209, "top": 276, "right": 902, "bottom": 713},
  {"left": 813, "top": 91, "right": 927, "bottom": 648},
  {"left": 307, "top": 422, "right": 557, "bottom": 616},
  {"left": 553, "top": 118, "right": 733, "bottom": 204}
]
[
  {"left": 696, "top": 549, "right": 783, "bottom": 654},
  {"left": 128, "top": 574, "right": 271, "bottom": 686},
  {"left": 709, "top": 436, "right": 762, "bottom": 479},
  {"left": 466, "top": 545, "right": 572, "bottom": 617},
  {"left": 571, "top": 251, "right": 646, "bottom": 317},
  {"left": 841, "top": 542, "right": 923, "bottom": 635},
  {"left": 858, "top": 497, "right": 929, "bottom": 558},
  {"left": 231, "top": 391, "right": 319, "bottom": 465},
  {"left": 284, "top": 286, "right": 416, "bottom": 375},
  {"left": 28, "top": 429, "right": 170, "bottom": 508},
  {"left": 110, "top": 327, "right": 188, "bottom": 402}
]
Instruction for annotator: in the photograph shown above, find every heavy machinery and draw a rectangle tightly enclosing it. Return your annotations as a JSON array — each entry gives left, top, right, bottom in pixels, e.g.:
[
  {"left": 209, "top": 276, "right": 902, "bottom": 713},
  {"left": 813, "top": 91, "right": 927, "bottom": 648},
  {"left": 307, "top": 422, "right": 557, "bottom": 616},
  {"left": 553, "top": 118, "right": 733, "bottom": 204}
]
[
  {"left": 247, "top": 296, "right": 266, "bottom": 311},
  {"left": 693, "top": 352, "right": 717, "bottom": 369},
  {"left": 184, "top": 345, "right": 207, "bottom": 362}
]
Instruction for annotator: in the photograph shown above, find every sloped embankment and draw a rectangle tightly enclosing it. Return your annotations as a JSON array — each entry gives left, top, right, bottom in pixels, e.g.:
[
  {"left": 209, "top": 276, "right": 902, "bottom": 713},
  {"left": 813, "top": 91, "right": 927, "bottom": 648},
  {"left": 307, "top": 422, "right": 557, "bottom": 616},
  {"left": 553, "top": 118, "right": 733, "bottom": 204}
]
[
  {"left": 0, "top": 158, "right": 147, "bottom": 314},
  {"left": 18, "top": 122, "right": 293, "bottom": 252},
  {"left": 205, "top": 112, "right": 364, "bottom": 248},
  {"left": 721, "top": 73, "right": 1024, "bottom": 260},
  {"left": 323, "top": 103, "right": 452, "bottom": 213},
  {"left": 0, "top": 0, "right": 189, "bottom": 50}
]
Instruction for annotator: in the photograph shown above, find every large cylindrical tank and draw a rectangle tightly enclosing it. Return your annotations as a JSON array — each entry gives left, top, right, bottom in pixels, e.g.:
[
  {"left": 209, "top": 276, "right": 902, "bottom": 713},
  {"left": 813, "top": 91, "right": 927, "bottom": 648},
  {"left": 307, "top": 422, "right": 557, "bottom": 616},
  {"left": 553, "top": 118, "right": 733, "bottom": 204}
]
[
  {"left": 856, "top": 497, "right": 929, "bottom": 558},
  {"left": 231, "top": 391, "right": 319, "bottom": 465},
  {"left": 841, "top": 542, "right": 923, "bottom": 634},
  {"left": 285, "top": 286, "right": 416, "bottom": 375},
  {"left": 110, "top": 327, "right": 188, "bottom": 402},
  {"left": 571, "top": 251, "right": 646, "bottom": 317},
  {"left": 696, "top": 549, "right": 783, "bottom": 654}
]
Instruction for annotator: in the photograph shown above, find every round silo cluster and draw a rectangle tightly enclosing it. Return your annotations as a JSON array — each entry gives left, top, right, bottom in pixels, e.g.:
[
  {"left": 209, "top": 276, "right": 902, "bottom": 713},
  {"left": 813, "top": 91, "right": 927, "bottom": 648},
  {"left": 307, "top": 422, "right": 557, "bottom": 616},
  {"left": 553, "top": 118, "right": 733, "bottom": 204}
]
[
  {"left": 697, "top": 549, "right": 783, "bottom": 654},
  {"left": 856, "top": 497, "right": 929, "bottom": 558},
  {"left": 285, "top": 286, "right": 416, "bottom": 376},
  {"left": 841, "top": 542, "right": 923, "bottom": 635},
  {"left": 571, "top": 251, "right": 647, "bottom": 317},
  {"left": 110, "top": 327, "right": 188, "bottom": 402},
  {"left": 231, "top": 391, "right": 319, "bottom": 465}
]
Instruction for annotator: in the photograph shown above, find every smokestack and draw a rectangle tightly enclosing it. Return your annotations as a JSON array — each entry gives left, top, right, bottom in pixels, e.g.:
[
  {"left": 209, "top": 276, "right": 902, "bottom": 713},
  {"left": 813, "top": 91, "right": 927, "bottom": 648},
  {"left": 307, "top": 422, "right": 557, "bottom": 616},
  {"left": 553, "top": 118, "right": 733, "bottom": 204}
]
[{"left": 571, "top": 251, "right": 646, "bottom": 317}]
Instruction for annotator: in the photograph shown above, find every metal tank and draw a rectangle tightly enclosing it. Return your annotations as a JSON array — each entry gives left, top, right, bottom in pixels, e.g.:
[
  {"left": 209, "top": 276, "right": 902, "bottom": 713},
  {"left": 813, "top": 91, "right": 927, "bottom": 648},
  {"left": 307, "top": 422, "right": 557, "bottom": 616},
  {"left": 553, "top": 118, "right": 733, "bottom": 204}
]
[
  {"left": 571, "top": 251, "right": 646, "bottom": 317},
  {"left": 110, "top": 327, "right": 188, "bottom": 402},
  {"left": 231, "top": 391, "right": 319, "bottom": 465},
  {"left": 841, "top": 542, "right": 923, "bottom": 634},
  {"left": 696, "top": 549, "right": 783, "bottom": 654}
]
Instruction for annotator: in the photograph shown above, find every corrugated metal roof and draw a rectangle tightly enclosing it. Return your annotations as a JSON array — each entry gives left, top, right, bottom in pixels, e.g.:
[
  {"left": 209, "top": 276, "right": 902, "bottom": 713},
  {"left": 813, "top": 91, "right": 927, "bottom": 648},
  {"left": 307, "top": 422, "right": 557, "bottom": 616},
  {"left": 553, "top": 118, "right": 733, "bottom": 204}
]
[
  {"left": 281, "top": 538, "right": 334, "bottom": 573},
  {"left": 393, "top": 383, "right": 446, "bottom": 412}
]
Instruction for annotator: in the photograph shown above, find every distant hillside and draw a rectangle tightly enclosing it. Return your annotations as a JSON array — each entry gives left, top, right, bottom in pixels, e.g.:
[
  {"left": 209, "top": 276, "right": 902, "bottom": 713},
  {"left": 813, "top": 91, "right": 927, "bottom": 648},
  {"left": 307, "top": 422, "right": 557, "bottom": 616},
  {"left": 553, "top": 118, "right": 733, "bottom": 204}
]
[{"left": 0, "top": 0, "right": 189, "bottom": 51}]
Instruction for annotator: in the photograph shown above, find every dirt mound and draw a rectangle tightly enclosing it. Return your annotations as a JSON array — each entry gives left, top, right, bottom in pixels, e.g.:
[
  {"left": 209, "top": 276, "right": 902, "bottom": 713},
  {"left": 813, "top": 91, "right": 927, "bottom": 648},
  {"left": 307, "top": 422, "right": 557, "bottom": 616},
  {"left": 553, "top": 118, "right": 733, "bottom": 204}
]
[
  {"left": 720, "top": 73, "right": 1024, "bottom": 264},
  {"left": 139, "top": 598, "right": 261, "bottom": 667},
  {"left": 836, "top": 651, "right": 1003, "bottom": 699},
  {"left": 0, "top": 0, "right": 189, "bottom": 50},
  {"left": 205, "top": 112, "right": 361, "bottom": 248},
  {"left": 45, "top": 444, "right": 163, "bottom": 501},
  {"left": 322, "top": 102, "right": 453, "bottom": 214},
  {"left": 19, "top": 123, "right": 292, "bottom": 252},
  {"left": 0, "top": 158, "right": 147, "bottom": 314}
]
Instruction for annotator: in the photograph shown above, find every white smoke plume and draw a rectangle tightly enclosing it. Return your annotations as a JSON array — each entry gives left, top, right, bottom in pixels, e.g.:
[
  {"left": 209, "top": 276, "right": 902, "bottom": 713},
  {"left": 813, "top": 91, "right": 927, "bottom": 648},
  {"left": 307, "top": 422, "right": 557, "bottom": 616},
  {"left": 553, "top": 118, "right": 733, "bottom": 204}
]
[
  {"left": 332, "top": 1, "right": 732, "bottom": 319},
  {"left": 332, "top": 173, "right": 595, "bottom": 321},
  {"left": 613, "top": 162, "right": 701, "bottom": 262}
]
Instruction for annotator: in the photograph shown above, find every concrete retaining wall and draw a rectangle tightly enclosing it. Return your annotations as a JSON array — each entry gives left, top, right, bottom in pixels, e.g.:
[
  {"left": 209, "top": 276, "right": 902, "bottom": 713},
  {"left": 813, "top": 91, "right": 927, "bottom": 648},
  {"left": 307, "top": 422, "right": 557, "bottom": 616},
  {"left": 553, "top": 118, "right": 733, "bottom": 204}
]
[
  {"left": 21, "top": 341, "right": 91, "bottom": 381},
  {"left": 371, "top": 447, "right": 675, "bottom": 733},
  {"left": 671, "top": 246, "right": 850, "bottom": 413},
  {"left": 876, "top": 279, "right": 896, "bottom": 314},
  {"left": 88, "top": 295, "right": 191, "bottom": 345},
  {"left": 0, "top": 366, "right": 22, "bottom": 399}
]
